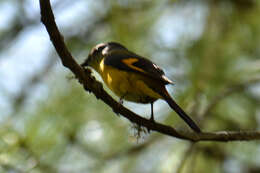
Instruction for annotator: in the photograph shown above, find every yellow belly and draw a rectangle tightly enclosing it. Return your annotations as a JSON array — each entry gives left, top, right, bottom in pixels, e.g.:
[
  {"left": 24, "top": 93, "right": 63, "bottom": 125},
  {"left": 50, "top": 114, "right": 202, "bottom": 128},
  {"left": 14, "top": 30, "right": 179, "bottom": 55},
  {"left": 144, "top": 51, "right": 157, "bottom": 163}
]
[{"left": 98, "top": 61, "right": 162, "bottom": 103}]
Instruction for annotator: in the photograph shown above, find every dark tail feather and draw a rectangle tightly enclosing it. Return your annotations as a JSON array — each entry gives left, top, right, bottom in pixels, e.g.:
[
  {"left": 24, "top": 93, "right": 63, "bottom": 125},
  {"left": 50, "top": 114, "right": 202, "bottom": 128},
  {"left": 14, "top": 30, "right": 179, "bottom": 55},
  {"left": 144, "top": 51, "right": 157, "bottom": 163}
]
[{"left": 164, "top": 96, "right": 201, "bottom": 133}]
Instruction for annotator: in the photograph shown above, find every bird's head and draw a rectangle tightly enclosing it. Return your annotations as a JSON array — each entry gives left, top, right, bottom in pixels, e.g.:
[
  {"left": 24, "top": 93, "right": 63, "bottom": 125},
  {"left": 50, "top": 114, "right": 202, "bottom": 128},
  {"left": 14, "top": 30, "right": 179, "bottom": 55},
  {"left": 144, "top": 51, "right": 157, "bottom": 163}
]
[{"left": 81, "top": 42, "right": 126, "bottom": 71}]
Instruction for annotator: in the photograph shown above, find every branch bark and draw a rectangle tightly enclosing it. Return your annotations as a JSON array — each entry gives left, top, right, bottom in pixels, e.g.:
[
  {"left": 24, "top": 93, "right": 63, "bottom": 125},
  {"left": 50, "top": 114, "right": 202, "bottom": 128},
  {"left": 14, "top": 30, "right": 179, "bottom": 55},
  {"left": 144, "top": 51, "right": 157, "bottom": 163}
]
[{"left": 39, "top": 0, "right": 260, "bottom": 142}]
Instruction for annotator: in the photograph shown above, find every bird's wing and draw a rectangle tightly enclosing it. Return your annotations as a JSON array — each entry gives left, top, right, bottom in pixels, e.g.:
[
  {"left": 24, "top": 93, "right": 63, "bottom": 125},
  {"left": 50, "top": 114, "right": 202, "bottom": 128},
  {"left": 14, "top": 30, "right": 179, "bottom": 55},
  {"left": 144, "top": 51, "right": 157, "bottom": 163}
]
[{"left": 104, "top": 50, "right": 173, "bottom": 85}]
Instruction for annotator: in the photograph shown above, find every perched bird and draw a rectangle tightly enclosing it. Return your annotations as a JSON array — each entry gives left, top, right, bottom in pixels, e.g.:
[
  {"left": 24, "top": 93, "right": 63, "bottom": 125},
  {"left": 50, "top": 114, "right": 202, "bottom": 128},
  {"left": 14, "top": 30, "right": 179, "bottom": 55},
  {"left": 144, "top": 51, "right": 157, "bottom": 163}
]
[{"left": 81, "top": 42, "right": 201, "bottom": 132}]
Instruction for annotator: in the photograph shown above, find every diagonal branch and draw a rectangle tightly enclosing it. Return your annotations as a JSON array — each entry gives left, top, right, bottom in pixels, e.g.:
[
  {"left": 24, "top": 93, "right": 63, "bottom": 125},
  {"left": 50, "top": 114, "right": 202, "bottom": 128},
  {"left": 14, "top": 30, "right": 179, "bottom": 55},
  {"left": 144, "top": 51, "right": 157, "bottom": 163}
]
[{"left": 39, "top": 0, "right": 260, "bottom": 142}]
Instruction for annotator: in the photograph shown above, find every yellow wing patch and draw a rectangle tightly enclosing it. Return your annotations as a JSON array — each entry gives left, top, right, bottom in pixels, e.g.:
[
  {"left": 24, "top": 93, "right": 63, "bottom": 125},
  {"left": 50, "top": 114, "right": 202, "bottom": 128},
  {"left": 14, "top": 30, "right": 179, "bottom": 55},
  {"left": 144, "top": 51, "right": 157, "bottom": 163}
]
[{"left": 122, "top": 58, "right": 146, "bottom": 73}]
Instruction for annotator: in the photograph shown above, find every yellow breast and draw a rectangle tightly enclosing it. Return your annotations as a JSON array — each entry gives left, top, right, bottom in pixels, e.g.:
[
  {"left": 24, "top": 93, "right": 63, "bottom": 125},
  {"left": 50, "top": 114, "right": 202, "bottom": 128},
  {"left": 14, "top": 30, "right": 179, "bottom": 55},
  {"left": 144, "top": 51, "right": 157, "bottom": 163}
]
[{"left": 98, "top": 59, "right": 162, "bottom": 103}]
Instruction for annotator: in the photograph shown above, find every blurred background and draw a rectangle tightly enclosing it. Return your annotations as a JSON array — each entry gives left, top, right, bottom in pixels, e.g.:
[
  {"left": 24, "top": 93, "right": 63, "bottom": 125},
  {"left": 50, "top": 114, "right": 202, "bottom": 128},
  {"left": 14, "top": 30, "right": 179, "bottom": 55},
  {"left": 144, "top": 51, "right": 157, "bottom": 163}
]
[{"left": 0, "top": 0, "right": 260, "bottom": 172}]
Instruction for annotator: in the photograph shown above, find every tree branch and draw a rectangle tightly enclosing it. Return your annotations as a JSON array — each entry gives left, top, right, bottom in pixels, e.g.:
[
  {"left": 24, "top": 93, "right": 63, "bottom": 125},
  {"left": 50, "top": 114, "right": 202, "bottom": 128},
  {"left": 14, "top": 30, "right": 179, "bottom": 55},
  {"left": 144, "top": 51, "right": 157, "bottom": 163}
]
[{"left": 39, "top": 0, "right": 260, "bottom": 142}]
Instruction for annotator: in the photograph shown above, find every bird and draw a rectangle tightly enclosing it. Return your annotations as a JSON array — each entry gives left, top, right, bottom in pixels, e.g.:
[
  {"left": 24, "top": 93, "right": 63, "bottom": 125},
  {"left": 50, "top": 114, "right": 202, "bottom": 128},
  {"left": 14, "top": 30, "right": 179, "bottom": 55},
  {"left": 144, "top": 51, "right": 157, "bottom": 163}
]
[{"left": 81, "top": 42, "right": 201, "bottom": 132}]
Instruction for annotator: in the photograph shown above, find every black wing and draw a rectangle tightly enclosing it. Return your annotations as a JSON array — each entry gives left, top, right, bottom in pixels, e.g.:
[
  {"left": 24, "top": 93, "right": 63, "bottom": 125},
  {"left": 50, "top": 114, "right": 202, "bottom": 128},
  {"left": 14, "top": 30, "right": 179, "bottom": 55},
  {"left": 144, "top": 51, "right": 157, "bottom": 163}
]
[{"left": 104, "top": 50, "right": 173, "bottom": 85}]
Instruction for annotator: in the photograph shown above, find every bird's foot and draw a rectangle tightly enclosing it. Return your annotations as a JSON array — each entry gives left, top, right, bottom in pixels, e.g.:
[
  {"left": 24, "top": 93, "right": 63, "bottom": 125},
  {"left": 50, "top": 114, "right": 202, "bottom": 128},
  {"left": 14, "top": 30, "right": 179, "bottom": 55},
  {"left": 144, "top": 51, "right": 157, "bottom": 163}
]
[
  {"left": 147, "top": 117, "right": 155, "bottom": 133},
  {"left": 119, "top": 98, "right": 124, "bottom": 105},
  {"left": 115, "top": 98, "right": 124, "bottom": 116}
]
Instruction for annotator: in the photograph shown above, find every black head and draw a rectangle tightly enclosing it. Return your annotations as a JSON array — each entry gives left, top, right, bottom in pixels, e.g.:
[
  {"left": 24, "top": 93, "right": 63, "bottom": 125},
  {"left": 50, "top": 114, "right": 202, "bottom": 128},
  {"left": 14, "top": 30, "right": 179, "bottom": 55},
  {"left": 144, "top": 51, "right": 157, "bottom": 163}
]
[
  {"left": 105, "top": 42, "right": 126, "bottom": 50},
  {"left": 81, "top": 42, "right": 127, "bottom": 67}
]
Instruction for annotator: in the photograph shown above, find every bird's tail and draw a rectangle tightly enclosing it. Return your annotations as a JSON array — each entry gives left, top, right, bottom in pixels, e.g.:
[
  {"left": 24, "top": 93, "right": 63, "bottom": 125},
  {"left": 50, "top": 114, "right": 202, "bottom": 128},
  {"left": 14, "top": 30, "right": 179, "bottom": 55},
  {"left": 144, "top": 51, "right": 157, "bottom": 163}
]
[{"left": 162, "top": 91, "right": 201, "bottom": 133}]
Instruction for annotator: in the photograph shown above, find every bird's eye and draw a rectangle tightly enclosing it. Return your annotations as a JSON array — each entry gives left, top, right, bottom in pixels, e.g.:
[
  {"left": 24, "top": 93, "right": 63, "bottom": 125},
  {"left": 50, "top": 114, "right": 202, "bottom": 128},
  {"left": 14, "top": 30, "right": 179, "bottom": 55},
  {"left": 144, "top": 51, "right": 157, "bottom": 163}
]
[
  {"left": 95, "top": 43, "right": 106, "bottom": 51},
  {"left": 97, "top": 45, "right": 106, "bottom": 51}
]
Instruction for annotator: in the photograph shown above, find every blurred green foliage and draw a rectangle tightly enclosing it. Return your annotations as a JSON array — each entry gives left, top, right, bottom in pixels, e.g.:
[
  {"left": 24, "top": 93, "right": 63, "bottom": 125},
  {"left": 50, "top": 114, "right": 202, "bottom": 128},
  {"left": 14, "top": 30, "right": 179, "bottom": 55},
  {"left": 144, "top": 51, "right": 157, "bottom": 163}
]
[{"left": 0, "top": 0, "right": 260, "bottom": 173}]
